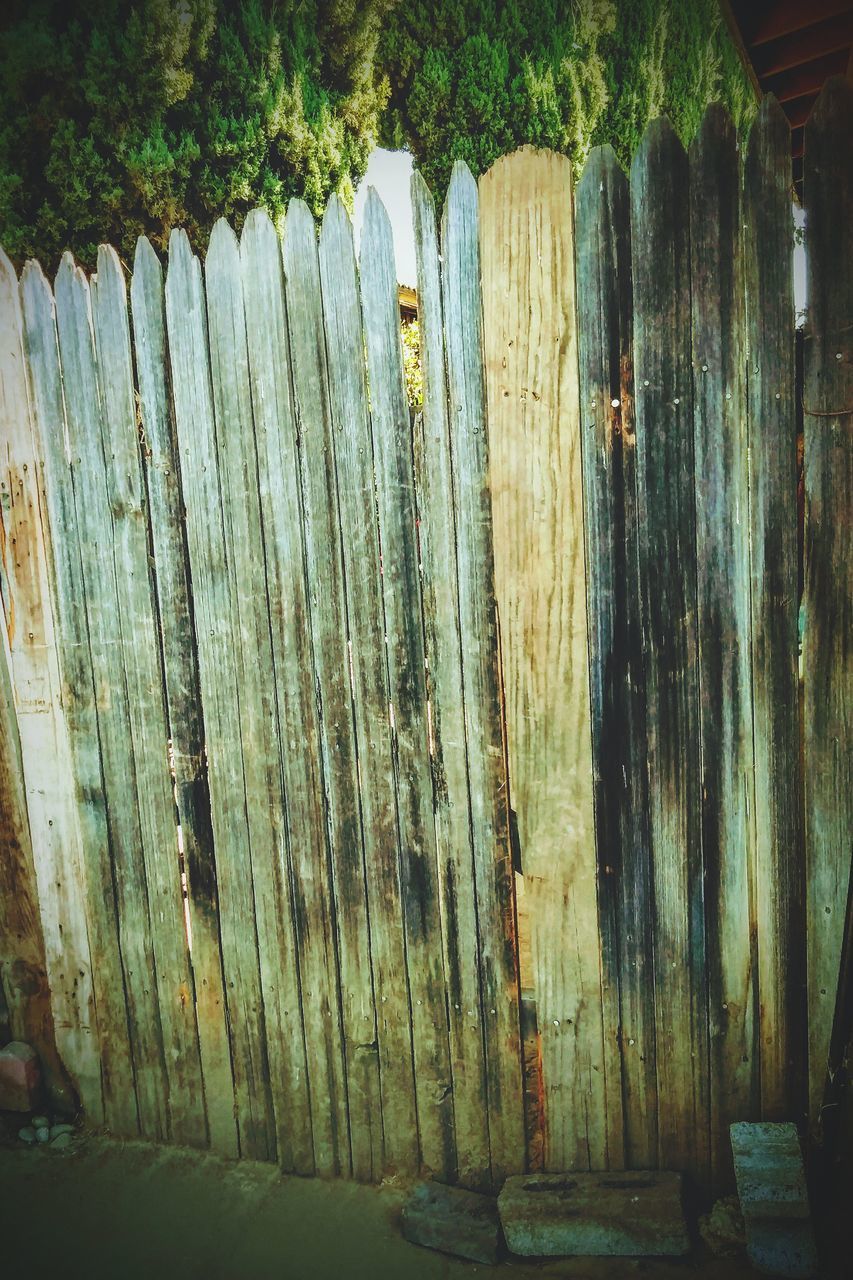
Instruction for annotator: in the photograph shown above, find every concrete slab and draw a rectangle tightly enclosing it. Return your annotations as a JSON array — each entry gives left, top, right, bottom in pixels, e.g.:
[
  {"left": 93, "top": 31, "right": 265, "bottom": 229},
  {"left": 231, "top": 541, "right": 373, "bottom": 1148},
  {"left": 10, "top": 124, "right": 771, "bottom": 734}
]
[
  {"left": 401, "top": 1180, "right": 502, "bottom": 1264},
  {"left": 497, "top": 1171, "right": 690, "bottom": 1257}
]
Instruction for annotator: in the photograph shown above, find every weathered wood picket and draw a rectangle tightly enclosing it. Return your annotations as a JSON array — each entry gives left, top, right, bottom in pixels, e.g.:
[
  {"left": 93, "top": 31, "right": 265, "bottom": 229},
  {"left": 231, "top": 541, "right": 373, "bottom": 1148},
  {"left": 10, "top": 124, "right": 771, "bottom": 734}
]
[{"left": 1, "top": 84, "right": 849, "bottom": 1199}]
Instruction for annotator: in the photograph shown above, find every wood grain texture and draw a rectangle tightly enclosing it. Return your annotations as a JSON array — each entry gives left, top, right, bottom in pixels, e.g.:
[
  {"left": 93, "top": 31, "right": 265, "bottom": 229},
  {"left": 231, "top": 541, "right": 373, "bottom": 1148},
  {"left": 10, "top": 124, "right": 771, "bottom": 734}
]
[
  {"left": 130, "top": 236, "right": 237, "bottom": 1157},
  {"left": 574, "top": 145, "right": 656, "bottom": 1171},
  {"left": 283, "top": 199, "right": 382, "bottom": 1182},
  {"left": 479, "top": 148, "right": 607, "bottom": 1172},
  {"left": 411, "top": 170, "right": 492, "bottom": 1188},
  {"left": 241, "top": 207, "right": 348, "bottom": 1177},
  {"left": 0, "top": 249, "right": 94, "bottom": 1115},
  {"left": 91, "top": 246, "right": 206, "bottom": 1148},
  {"left": 318, "top": 195, "right": 420, "bottom": 1176},
  {"left": 744, "top": 96, "right": 805, "bottom": 1123},
  {"left": 689, "top": 106, "right": 759, "bottom": 1185},
  {"left": 630, "top": 119, "right": 709, "bottom": 1185},
  {"left": 360, "top": 190, "right": 455, "bottom": 1181},
  {"left": 802, "top": 77, "right": 852, "bottom": 1132},
  {"left": 165, "top": 229, "right": 274, "bottom": 1160},
  {"left": 444, "top": 161, "right": 525, "bottom": 1182},
  {"left": 204, "top": 219, "right": 312, "bottom": 1174}
]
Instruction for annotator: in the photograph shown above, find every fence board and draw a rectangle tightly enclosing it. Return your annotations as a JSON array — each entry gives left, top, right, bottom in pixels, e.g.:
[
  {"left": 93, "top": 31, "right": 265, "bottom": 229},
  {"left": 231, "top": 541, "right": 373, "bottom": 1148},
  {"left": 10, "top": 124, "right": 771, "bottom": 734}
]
[
  {"left": 803, "top": 77, "right": 853, "bottom": 1131},
  {"left": 54, "top": 252, "right": 169, "bottom": 1137},
  {"left": 631, "top": 119, "right": 709, "bottom": 1184},
  {"left": 480, "top": 147, "right": 608, "bottom": 1171},
  {"left": 240, "top": 207, "right": 348, "bottom": 1177},
  {"left": 0, "top": 250, "right": 96, "bottom": 1115},
  {"left": 204, "top": 219, "right": 313, "bottom": 1173},
  {"left": 283, "top": 199, "right": 383, "bottom": 1182},
  {"left": 165, "top": 229, "right": 275, "bottom": 1160},
  {"left": 130, "top": 236, "right": 237, "bottom": 1157},
  {"left": 444, "top": 161, "right": 525, "bottom": 1182},
  {"left": 90, "top": 246, "right": 206, "bottom": 1148},
  {"left": 360, "top": 190, "right": 455, "bottom": 1181},
  {"left": 689, "top": 105, "right": 759, "bottom": 1185},
  {"left": 574, "top": 144, "right": 656, "bottom": 1171},
  {"left": 411, "top": 170, "right": 492, "bottom": 1187},
  {"left": 318, "top": 195, "right": 420, "bottom": 1175},
  {"left": 744, "top": 96, "right": 805, "bottom": 1122}
]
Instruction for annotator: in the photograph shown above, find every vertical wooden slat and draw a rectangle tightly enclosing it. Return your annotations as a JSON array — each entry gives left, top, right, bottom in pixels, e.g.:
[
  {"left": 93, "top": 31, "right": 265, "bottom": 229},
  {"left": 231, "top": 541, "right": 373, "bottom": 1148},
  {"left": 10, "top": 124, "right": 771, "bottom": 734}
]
[
  {"left": 165, "top": 229, "right": 275, "bottom": 1160},
  {"left": 90, "top": 246, "right": 206, "bottom": 1148},
  {"left": 1, "top": 248, "right": 96, "bottom": 1115},
  {"left": 744, "top": 96, "right": 805, "bottom": 1123},
  {"left": 574, "top": 145, "right": 656, "bottom": 1170},
  {"left": 411, "top": 170, "right": 492, "bottom": 1188},
  {"left": 360, "top": 189, "right": 455, "bottom": 1181},
  {"left": 689, "top": 105, "right": 759, "bottom": 1185},
  {"left": 240, "top": 207, "right": 348, "bottom": 1177},
  {"left": 203, "top": 219, "right": 313, "bottom": 1173},
  {"left": 54, "top": 252, "right": 169, "bottom": 1138},
  {"left": 479, "top": 148, "right": 608, "bottom": 1172},
  {"left": 631, "top": 118, "right": 709, "bottom": 1185},
  {"left": 445, "top": 160, "right": 525, "bottom": 1182},
  {"left": 318, "top": 194, "right": 420, "bottom": 1176},
  {"left": 20, "top": 260, "right": 135, "bottom": 1134},
  {"left": 283, "top": 198, "right": 383, "bottom": 1182},
  {"left": 130, "top": 236, "right": 237, "bottom": 1156},
  {"left": 803, "top": 76, "right": 852, "bottom": 1131}
]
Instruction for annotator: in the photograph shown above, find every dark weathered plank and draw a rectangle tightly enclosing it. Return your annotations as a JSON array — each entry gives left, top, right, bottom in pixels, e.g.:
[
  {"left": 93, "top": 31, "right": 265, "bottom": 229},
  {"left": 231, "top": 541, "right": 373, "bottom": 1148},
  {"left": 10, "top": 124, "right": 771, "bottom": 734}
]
[
  {"left": 411, "top": 169, "right": 492, "bottom": 1188},
  {"left": 165, "top": 229, "right": 275, "bottom": 1160},
  {"left": 689, "top": 105, "right": 759, "bottom": 1185},
  {"left": 91, "top": 245, "right": 206, "bottom": 1149},
  {"left": 630, "top": 118, "right": 709, "bottom": 1184},
  {"left": 54, "top": 252, "right": 169, "bottom": 1139},
  {"left": 574, "top": 144, "right": 657, "bottom": 1171},
  {"left": 204, "top": 219, "right": 312, "bottom": 1174},
  {"left": 130, "top": 237, "right": 237, "bottom": 1156},
  {"left": 318, "top": 194, "right": 420, "bottom": 1176},
  {"left": 744, "top": 96, "right": 805, "bottom": 1123},
  {"left": 443, "top": 161, "right": 525, "bottom": 1183},
  {"left": 283, "top": 198, "right": 382, "bottom": 1182},
  {"left": 360, "top": 189, "right": 455, "bottom": 1181},
  {"left": 240, "top": 207, "right": 348, "bottom": 1177},
  {"left": 802, "top": 76, "right": 852, "bottom": 1131}
]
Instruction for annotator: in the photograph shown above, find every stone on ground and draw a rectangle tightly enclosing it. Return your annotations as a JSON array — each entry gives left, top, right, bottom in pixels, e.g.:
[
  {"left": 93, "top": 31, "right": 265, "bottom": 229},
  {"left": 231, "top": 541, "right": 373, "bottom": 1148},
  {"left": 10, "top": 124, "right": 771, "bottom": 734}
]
[
  {"left": 401, "top": 1180, "right": 503, "bottom": 1264},
  {"left": 0, "top": 1042, "right": 41, "bottom": 1111},
  {"left": 497, "top": 1171, "right": 689, "bottom": 1257},
  {"left": 698, "top": 1195, "right": 746, "bottom": 1257},
  {"left": 730, "top": 1122, "right": 818, "bottom": 1278},
  {"left": 18, "top": 1125, "right": 37, "bottom": 1144}
]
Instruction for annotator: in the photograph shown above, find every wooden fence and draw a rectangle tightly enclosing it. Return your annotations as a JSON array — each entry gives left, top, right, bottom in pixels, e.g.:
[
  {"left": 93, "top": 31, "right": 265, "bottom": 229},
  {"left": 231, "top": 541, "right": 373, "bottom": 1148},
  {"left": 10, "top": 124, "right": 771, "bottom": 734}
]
[{"left": 0, "top": 83, "right": 849, "bottom": 1198}]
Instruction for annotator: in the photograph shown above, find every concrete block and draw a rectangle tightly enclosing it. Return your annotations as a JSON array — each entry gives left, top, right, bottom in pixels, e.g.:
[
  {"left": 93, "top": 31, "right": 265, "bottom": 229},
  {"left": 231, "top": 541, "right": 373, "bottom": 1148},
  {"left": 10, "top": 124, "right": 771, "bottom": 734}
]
[
  {"left": 730, "top": 1123, "right": 810, "bottom": 1222},
  {"left": 0, "top": 1041, "right": 41, "bottom": 1112},
  {"left": 401, "top": 1181, "right": 502, "bottom": 1264},
  {"left": 742, "top": 1220, "right": 818, "bottom": 1279},
  {"left": 497, "top": 1171, "right": 690, "bottom": 1257}
]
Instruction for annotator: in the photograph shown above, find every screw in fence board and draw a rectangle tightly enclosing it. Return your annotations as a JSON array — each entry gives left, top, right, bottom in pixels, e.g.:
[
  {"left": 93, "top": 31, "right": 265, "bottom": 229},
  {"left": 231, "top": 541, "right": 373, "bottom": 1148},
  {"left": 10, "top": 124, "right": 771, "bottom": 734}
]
[
  {"left": 204, "top": 220, "right": 314, "bottom": 1174},
  {"left": 479, "top": 147, "right": 608, "bottom": 1175},
  {"left": 443, "top": 160, "right": 526, "bottom": 1183},
  {"left": 240, "top": 207, "right": 350, "bottom": 1178},
  {"left": 53, "top": 253, "right": 169, "bottom": 1140},
  {"left": 689, "top": 105, "right": 760, "bottom": 1188},
  {"left": 318, "top": 195, "right": 420, "bottom": 1178},
  {"left": 1, "top": 249, "right": 99, "bottom": 1118},
  {"left": 630, "top": 118, "right": 710, "bottom": 1189},
  {"left": 574, "top": 144, "right": 656, "bottom": 1173},
  {"left": 130, "top": 237, "right": 237, "bottom": 1157},
  {"left": 91, "top": 246, "right": 207, "bottom": 1149},
  {"left": 803, "top": 77, "right": 852, "bottom": 1135},
  {"left": 20, "top": 260, "right": 134, "bottom": 1134},
  {"left": 283, "top": 199, "right": 383, "bottom": 1182},
  {"left": 360, "top": 189, "right": 456, "bottom": 1183},
  {"left": 411, "top": 169, "right": 492, "bottom": 1189},
  {"left": 165, "top": 229, "right": 275, "bottom": 1161},
  {"left": 744, "top": 96, "right": 806, "bottom": 1125}
]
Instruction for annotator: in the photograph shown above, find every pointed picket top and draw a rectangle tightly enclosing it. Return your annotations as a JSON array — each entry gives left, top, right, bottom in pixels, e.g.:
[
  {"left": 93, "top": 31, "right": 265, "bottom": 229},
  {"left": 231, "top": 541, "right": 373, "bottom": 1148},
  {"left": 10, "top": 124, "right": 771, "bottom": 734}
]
[
  {"left": 806, "top": 73, "right": 853, "bottom": 136},
  {"left": 361, "top": 184, "right": 394, "bottom": 257},
  {"left": 690, "top": 101, "right": 737, "bottom": 164},
  {"left": 410, "top": 167, "right": 436, "bottom": 224},
  {"left": 746, "top": 92, "right": 791, "bottom": 172},
  {"left": 577, "top": 143, "right": 626, "bottom": 199},
  {"left": 20, "top": 256, "right": 53, "bottom": 315},
  {"left": 283, "top": 197, "right": 316, "bottom": 271},
  {"left": 206, "top": 215, "right": 241, "bottom": 275},
  {"left": 240, "top": 205, "right": 278, "bottom": 258},
  {"left": 630, "top": 114, "right": 687, "bottom": 185},
  {"left": 167, "top": 225, "right": 193, "bottom": 275},
  {"left": 133, "top": 234, "right": 162, "bottom": 285},
  {"left": 360, "top": 187, "right": 397, "bottom": 316},
  {"left": 444, "top": 158, "right": 477, "bottom": 220},
  {"left": 96, "top": 242, "right": 125, "bottom": 290},
  {"left": 55, "top": 248, "right": 87, "bottom": 301},
  {"left": 320, "top": 190, "right": 354, "bottom": 246},
  {"left": 0, "top": 244, "right": 17, "bottom": 293}
]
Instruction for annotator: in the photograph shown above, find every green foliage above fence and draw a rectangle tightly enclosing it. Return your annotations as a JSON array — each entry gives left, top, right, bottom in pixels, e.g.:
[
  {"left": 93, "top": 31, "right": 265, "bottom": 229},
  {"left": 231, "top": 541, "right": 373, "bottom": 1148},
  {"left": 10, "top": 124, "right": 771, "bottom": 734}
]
[
  {"left": 0, "top": 0, "right": 393, "bottom": 269},
  {"left": 380, "top": 0, "right": 757, "bottom": 194}
]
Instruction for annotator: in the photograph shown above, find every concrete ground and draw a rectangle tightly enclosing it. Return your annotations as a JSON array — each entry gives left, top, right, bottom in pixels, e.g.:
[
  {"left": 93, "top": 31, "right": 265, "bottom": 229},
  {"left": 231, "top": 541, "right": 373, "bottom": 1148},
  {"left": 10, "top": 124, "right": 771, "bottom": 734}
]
[{"left": 0, "top": 1133, "right": 844, "bottom": 1279}]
